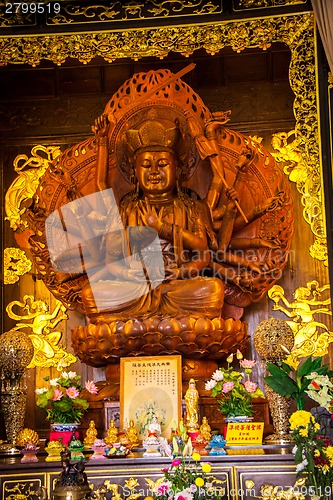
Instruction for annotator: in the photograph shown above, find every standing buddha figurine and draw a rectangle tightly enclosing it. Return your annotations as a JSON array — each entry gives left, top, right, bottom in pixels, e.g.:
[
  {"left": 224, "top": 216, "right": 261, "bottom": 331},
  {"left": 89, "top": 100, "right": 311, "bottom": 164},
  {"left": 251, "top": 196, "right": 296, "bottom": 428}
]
[
  {"left": 185, "top": 378, "right": 199, "bottom": 433},
  {"left": 83, "top": 420, "right": 98, "bottom": 449},
  {"left": 105, "top": 419, "right": 119, "bottom": 446}
]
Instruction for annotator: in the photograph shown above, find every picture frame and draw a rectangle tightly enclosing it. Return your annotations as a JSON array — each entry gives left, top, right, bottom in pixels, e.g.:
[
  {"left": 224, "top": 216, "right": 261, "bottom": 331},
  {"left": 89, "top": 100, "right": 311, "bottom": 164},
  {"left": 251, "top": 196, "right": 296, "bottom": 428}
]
[{"left": 120, "top": 355, "right": 182, "bottom": 440}]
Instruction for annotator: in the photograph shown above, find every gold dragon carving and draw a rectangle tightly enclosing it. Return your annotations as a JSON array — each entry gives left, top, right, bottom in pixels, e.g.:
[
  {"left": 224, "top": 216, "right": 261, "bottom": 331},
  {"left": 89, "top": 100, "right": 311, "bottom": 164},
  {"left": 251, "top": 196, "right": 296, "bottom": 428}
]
[
  {"left": 268, "top": 281, "right": 333, "bottom": 360},
  {"left": 5, "top": 295, "right": 76, "bottom": 369}
]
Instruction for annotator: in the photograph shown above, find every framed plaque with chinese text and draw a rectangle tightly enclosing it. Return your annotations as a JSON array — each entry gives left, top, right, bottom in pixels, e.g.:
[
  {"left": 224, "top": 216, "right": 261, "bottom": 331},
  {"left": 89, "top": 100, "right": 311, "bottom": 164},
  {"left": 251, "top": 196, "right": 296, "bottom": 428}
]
[{"left": 120, "top": 355, "right": 182, "bottom": 440}]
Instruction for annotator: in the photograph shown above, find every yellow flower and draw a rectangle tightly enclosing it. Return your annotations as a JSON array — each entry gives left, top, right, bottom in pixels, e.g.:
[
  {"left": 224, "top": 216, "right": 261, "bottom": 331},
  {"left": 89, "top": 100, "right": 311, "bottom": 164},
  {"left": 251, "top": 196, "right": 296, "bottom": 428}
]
[
  {"left": 299, "top": 428, "right": 308, "bottom": 437},
  {"left": 314, "top": 449, "right": 320, "bottom": 457},
  {"left": 314, "top": 423, "right": 320, "bottom": 431},
  {"left": 325, "top": 446, "right": 333, "bottom": 466},
  {"left": 202, "top": 463, "right": 212, "bottom": 473},
  {"left": 192, "top": 452, "right": 201, "bottom": 461},
  {"left": 195, "top": 477, "right": 204, "bottom": 487},
  {"left": 289, "top": 410, "right": 313, "bottom": 430}
]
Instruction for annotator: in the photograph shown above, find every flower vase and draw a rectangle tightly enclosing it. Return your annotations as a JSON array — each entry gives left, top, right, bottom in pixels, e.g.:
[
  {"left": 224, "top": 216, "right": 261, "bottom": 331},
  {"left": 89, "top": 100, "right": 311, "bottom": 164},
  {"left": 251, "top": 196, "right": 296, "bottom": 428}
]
[
  {"left": 264, "top": 384, "right": 294, "bottom": 445},
  {"left": 50, "top": 423, "right": 80, "bottom": 446},
  {"left": 223, "top": 415, "right": 253, "bottom": 439},
  {"left": 225, "top": 416, "right": 253, "bottom": 423}
]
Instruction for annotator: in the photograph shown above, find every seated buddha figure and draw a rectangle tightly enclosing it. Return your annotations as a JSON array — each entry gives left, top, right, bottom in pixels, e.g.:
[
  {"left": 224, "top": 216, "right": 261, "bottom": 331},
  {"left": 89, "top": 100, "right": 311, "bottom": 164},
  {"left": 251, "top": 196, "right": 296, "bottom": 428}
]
[
  {"left": 81, "top": 117, "right": 225, "bottom": 321},
  {"left": 29, "top": 68, "right": 293, "bottom": 366}
]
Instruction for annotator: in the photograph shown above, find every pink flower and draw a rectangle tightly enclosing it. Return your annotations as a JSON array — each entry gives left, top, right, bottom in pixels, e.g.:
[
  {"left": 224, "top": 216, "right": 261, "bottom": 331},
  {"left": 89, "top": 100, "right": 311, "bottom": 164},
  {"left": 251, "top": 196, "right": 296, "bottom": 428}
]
[
  {"left": 172, "top": 458, "right": 181, "bottom": 467},
  {"left": 158, "top": 484, "right": 170, "bottom": 494},
  {"left": 85, "top": 381, "right": 99, "bottom": 395},
  {"left": 222, "top": 382, "right": 234, "bottom": 393},
  {"left": 240, "top": 359, "right": 256, "bottom": 369},
  {"left": 244, "top": 380, "right": 257, "bottom": 393},
  {"left": 52, "top": 389, "right": 63, "bottom": 401},
  {"left": 66, "top": 386, "right": 80, "bottom": 399}
]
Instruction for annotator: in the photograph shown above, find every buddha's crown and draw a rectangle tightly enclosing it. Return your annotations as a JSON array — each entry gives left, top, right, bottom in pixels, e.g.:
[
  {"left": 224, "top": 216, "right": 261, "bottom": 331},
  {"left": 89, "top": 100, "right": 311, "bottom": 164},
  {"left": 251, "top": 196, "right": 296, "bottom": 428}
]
[{"left": 124, "top": 119, "right": 181, "bottom": 156}]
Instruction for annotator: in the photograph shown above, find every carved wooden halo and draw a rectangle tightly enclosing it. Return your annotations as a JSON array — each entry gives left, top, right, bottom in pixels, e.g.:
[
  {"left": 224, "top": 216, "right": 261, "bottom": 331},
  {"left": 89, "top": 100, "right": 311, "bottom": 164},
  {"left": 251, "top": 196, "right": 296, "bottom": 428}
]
[{"left": 103, "top": 67, "right": 213, "bottom": 182}]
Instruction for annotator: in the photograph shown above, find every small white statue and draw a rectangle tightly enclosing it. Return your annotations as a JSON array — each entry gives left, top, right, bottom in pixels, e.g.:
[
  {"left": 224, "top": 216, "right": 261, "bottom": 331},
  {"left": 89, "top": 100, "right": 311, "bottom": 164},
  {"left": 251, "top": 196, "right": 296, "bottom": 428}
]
[{"left": 143, "top": 415, "right": 162, "bottom": 457}]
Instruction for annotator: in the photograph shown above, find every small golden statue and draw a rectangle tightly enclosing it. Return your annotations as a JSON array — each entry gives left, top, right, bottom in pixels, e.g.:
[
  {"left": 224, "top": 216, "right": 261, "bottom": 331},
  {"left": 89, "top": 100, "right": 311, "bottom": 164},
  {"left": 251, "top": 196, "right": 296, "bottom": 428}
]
[
  {"left": 185, "top": 378, "right": 199, "bottom": 432},
  {"left": 199, "top": 416, "right": 212, "bottom": 442},
  {"left": 125, "top": 419, "right": 140, "bottom": 447},
  {"left": 83, "top": 420, "right": 98, "bottom": 449},
  {"left": 105, "top": 419, "right": 119, "bottom": 446}
]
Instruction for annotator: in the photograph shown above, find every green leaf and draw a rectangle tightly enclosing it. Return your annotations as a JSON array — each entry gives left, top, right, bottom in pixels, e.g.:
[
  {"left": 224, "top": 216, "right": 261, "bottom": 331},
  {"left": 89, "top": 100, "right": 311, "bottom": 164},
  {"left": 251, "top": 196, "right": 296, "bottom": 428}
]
[
  {"left": 53, "top": 399, "right": 73, "bottom": 412},
  {"left": 297, "top": 356, "right": 314, "bottom": 377},
  {"left": 264, "top": 375, "right": 298, "bottom": 398},
  {"left": 74, "top": 397, "right": 89, "bottom": 410},
  {"left": 311, "top": 356, "right": 323, "bottom": 371},
  {"left": 266, "top": 362, "right": 289, "bottom": 378},
  {"left": 281, "top": 361, "right": 294, "bottom": 374}
]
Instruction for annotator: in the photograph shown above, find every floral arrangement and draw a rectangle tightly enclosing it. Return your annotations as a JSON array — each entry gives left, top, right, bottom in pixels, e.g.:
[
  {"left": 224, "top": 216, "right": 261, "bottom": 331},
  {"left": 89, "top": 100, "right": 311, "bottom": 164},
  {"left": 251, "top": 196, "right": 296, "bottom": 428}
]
[
  {"left": 264, "top": 355, "right": 333, "bottom": 410},
  {"left": 205, "top": 351, "right": 264, "bottom": 418},
  {"left": 36, "top": 369, "right": 98, "bottom": 424},
  {"left": 146, "top": 451, "right": 223, "bottom": 500},
  {"left": 290, "top": 410, "right": 333, "bottom": 497}
]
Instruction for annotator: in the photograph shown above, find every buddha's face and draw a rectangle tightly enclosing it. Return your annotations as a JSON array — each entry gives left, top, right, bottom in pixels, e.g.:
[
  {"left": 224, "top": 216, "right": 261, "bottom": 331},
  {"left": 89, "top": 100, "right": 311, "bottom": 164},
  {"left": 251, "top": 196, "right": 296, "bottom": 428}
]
[{"left": 135, "top": 150, "right": 177, "bottom": 197}]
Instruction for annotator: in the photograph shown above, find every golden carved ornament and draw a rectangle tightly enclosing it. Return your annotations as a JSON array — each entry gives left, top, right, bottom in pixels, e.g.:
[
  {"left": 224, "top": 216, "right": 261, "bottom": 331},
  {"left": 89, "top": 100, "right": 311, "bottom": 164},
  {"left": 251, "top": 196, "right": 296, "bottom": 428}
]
[
  {"left": 91, "top": 477, "right": 141, "bottom": 500},
  {"left": 253, "top": 317, "right": 294, "bottom": 362},
  {"left": 5, "top": 294, "right": 76, "bottom": 369},
  {"left": 268, "top": 282, "right": 333, "bottom": 360},
  {"left": 0, "top": 14, "right": 313, "bottom": 65},
  {"left": 271, "top": 130, "right": 327, "bottom": 265},
  {"left": 329, "top": 72, "right": 333, "bottom": 88},
  {"left": 4, "top": 482, "right": 37, "bottom": 499},
  {"left": 15, "top": 427, "right": 40, "bottom": 447},
  {"left": 4, "top": 247, "right": 32, "bottom": 284},
  {"left": 245, "top": 478, "right": 306, "bottom": 500},
  {"left": 5, "top": 145, "right": 62, "bottom": 230}
]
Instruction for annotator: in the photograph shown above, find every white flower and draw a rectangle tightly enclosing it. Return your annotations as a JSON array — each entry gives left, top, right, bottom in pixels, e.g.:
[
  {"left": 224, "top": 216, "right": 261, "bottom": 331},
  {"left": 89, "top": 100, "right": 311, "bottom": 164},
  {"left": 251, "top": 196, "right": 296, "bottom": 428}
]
[
  {"left": 296, "top": 458, "right": 308, "bottom": 473},
  {"left": 56, "top": 358, "right": 68, "bottom": 371},
  {"left": 212, "top": 370, "right": 224, "bottom": 382},
  {"left": 67, "top": 371, "right": 77, "bottom": 379},
  {"left": 292, "top": 445, "right": 298, "bottom": 455},
  {"left": 49, "top": 378, "right": 59, "bottom": 387},
  {"left": 35, "top": 388, "right": 48, "bottom": 394},
  {"left": 175, "top": 490, "right": 193, "bottom": 500},
  {"left": 205, "top": 379, "right": 217, "bottom": 391},
  {"left": 306, "top": 373, "right": 333, "bottom": 386}
]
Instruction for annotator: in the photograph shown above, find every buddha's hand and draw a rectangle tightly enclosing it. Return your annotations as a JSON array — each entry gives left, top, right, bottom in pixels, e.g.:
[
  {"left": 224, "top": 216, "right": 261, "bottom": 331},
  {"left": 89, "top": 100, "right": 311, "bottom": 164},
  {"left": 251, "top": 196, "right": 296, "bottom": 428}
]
[
  {"left": 139, "top": 201, "right": 164, "bottom": 231},
  {"left": 226, "top": 186, "right": 239, "bottom": 208},
  {"left": 165, "top": 264, "right": 181, "bottom": 281},
  {"left": 92, "top": 113, "right": 109, "bottom": 137}
]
